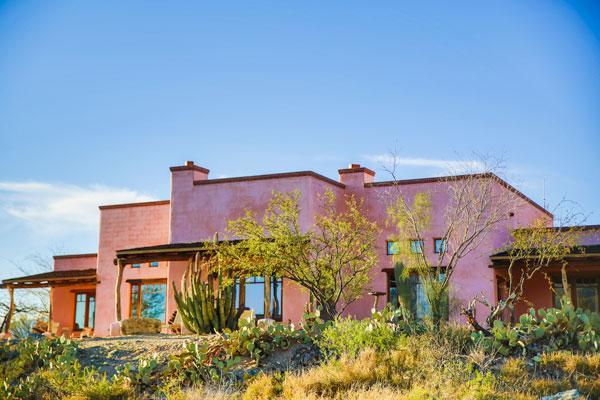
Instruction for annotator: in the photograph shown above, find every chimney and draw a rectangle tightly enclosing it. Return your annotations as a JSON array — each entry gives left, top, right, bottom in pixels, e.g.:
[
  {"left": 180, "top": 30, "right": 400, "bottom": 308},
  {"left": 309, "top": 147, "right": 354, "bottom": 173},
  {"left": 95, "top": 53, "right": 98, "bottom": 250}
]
[
  {"left": 170, "top": 160, "right": 209, "bottom": 187},
  {"left": 338, "top": 163, "right": 375, "bottom": 186}
]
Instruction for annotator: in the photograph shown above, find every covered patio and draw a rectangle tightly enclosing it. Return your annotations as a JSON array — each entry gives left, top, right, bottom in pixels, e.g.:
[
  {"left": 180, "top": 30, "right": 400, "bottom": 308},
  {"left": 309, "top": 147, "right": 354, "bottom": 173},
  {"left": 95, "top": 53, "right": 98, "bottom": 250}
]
[
  {"left": 112, "top": 239, "right": 283, "bottom": 334},
  {"left": 490, "top": 244, "right": 600, "bottom": 319},
  {"left": 1, "top": 269, "right": 98, "bottom": 336}
]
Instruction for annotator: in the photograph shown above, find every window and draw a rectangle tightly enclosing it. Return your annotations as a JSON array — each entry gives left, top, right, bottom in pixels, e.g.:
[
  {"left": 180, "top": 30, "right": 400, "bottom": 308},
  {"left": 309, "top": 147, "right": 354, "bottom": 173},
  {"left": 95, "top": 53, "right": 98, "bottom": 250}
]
[
  {"left": 434, "top": 238, "right": 447, "bottom": 254},
  {"left": 74, "top": 292, "right": 95, "bottom": 331},
  {"left": 236, "top": 276, "right": 283, "bottom": 320},
  {"left": 130, "top": 281, "right": 167, "bottom": 322},
  {"left": 410, "top": 240, "right": 424, "bottom": 254},
  {"left": 387, "top": 269, "right": 446, "bottom": 320},
  {"left": 149, "top": 262, "right": 159, "bottom": 267},
  {"left": 132, "top": 263, "right": 141, "bottom": 268},
  {"left": 553, "top": 277, "right": 599, "bottom": 312},
  {"left": 387, "top": 241, "right": 399, "bottom": 255}
]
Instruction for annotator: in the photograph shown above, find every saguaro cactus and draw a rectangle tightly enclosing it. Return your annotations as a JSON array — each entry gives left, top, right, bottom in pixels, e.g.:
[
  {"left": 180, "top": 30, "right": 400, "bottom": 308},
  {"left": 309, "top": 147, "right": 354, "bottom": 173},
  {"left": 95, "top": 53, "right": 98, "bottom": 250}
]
[{"left": 173, "top": 253, "right": 245, "bottom": 333}]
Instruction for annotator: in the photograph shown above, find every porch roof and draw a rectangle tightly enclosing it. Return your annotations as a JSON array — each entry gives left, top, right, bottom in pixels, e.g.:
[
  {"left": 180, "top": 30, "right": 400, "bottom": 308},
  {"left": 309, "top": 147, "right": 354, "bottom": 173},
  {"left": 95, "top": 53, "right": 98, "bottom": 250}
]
[
  {"left": 0, "top": 269, "right": 97, "bottom": 289},
  {"left": 490, "top": 244, "right": 600, "bottom": 268},
  {"left": 114, "top": 239, "right": 243, "bottom": 265}
]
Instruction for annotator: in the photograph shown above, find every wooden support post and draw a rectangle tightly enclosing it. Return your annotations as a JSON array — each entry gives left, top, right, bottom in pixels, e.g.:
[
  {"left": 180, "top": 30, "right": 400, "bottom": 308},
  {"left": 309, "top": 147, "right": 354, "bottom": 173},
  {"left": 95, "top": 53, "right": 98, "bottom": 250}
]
[
  {"left": 115, "top": 259, "right": 125, "bottom": 321},
  {"left": 5, "top": 286, "right": 14, "bottom": 334},
  {"left": 47, "top": 287, "right": 53, "bottom": 332}
]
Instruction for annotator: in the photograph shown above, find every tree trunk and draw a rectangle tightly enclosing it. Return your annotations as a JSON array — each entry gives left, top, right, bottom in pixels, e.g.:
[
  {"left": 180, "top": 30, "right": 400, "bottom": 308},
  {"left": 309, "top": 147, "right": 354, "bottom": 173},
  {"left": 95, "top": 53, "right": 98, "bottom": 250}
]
[
  {"left": 263, "top": 275, "right": 272, "bottom": 319},
  {"left": 318, "top": 300, "right": 337, "bottom": 321}
]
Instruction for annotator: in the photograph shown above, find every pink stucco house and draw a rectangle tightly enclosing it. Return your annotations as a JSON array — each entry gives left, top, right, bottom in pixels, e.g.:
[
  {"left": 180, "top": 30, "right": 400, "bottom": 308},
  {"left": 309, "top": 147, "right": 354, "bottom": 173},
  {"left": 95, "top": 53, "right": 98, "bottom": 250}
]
[{"left": 2, "top": 161, "right": 599, "bottom": 337}]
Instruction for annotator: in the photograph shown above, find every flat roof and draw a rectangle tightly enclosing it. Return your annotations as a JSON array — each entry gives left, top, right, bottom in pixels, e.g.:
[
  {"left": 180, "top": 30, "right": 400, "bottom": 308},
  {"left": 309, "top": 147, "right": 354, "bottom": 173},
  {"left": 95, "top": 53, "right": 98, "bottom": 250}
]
[{"left": 1, "top": 269, "right": 97, "bottom": 288}]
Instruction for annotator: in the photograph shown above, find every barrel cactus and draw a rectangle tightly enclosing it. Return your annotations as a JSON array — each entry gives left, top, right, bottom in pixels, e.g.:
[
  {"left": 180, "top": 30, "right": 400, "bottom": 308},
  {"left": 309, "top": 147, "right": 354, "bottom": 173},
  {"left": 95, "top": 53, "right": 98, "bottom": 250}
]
[{"left": 173, "top": 253, "right": 245, "bottom": 333}]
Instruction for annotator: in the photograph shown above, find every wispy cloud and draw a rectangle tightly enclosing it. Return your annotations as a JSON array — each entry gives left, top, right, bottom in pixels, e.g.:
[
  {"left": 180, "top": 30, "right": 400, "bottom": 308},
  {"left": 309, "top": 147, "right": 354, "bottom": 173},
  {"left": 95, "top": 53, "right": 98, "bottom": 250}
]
[
  {"left": 0, "top": 181, "right": 156, "bottom": 234},
  {"left": 364, "top": 154, "right": 486, "bottom": 174}
]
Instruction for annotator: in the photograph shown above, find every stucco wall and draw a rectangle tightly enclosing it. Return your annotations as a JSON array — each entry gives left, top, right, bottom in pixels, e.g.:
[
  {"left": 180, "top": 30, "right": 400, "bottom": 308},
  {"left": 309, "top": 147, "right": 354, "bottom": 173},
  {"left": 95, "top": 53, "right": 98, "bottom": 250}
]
[
  {"left": 54, "top": 254, "right": 97, "bottom": 271},
  {"left": 94, "top": 202, "right": 171, "bottom": 336}
]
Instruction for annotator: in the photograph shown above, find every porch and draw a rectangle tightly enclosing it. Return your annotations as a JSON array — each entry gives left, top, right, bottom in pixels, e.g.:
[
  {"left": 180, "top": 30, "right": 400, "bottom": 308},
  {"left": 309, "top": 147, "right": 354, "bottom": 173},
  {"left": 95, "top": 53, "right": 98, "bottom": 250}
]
[
  {"left": 490, "top": 244, "right": 600, "bottom": 320},
  {"left": 0, "top": 268, "right": 97, "bottom": 337},
  {"left": 112, "top": 240, "right": 291, "bottom": 335}
]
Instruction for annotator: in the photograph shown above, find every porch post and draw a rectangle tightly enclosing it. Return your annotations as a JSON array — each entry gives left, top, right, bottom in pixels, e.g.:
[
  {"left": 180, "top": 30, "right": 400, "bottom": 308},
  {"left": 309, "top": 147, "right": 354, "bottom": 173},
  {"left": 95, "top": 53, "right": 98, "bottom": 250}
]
[
  {"left": 4, "top": 286, "right": 14, "bottom": 334},
  {"left": 47, "top": 287, "right": 53, "bottom": 332},
  {"left": 115, "top": 259, "right": 125, "bottom": 321}
]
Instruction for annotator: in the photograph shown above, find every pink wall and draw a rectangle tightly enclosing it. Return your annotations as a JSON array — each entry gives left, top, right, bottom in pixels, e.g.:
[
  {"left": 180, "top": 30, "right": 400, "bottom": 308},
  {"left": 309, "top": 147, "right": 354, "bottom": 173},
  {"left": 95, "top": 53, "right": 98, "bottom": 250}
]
[
  {"left": 51, "top": 254, "right": 97, "bottom": 331},
  {"left": 94, "top": 201, "right": 171, "bottom": 336},
  {"left": 44, "top": 162, "right": 562, "bottom": 336},
  {"left": 53, "top": 254, "right": 97, "bottom": 271}
]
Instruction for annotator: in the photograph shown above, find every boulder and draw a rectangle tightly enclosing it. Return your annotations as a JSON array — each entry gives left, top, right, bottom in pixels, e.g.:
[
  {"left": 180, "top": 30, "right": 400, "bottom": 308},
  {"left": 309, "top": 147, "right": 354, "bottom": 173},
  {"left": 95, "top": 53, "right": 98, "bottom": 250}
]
[{"left": 541, "top": 389, "right": 583, "bottom": 400}]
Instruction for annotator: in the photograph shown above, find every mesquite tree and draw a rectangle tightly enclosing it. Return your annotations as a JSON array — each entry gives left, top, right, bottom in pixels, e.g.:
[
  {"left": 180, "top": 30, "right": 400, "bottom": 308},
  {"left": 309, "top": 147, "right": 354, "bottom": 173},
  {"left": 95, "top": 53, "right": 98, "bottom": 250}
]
[
  {"left": 228, "top": 190, "right": 379, "bottom": 321},
  {"left": 463, "top": 215, "right": 585, "bottom": 334},
  {"left": 386, "top": 155, "right": 519, "bottom": 327}
]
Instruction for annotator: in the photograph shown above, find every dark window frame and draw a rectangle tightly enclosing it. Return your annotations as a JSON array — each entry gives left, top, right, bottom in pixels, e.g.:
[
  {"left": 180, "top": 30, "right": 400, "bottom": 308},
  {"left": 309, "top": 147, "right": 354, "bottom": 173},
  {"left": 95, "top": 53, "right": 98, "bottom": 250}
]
[
  {"left": 386, "top": 240, "right": 399, "bottom": 255},
  {"left": 72, "top": 291, "right": 95, "bottom": 331},
  {"left": 552, "top": 275, "right": 600, "bottom": 312},
  {"left": 410, "top": 239, "right": 424, "bottom": 254},
  {"left": 433, "top": 238, "right": 447, "bottom": 254},
  {"left": 237, "top": 276, "right": 284, "bottom": 321},
  {"left": 128, "top": 279, "right": 168, "bottom": 322}
]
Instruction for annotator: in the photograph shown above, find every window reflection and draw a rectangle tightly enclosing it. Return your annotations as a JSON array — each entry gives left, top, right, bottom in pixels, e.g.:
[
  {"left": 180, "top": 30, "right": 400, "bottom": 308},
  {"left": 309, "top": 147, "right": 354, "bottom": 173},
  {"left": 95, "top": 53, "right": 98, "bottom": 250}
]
[
  {"left": 130, "top": 282, "right": 167, "bottom": 322},
  {"left": 236, "top": 276, "right": 283, "bottom": 320}
]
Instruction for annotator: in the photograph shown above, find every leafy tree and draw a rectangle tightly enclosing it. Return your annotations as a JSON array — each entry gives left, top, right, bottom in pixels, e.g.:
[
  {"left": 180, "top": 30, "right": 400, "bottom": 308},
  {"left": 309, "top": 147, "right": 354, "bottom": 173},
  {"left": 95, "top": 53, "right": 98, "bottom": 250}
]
[{"left": 228, "top": 190, "right": 379, "bottom": 321}]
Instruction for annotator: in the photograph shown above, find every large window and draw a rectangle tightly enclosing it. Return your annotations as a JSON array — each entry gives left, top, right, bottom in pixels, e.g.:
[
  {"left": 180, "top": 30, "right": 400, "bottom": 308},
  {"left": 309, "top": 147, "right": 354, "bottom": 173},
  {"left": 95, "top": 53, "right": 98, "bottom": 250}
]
[
  {"left": 236, "top": 276, "right": 283, "bottom": 320},
  {"left": 74, "top": 292, "right": 95, "bottom": 331},
  {"left": 130, "top": 281, "right": 167, "bottom": 322},
  {"left": 387, "top": 269, "right": 446, "bottom": 320},
  {"left": 553, "top": 277, "right": 599, "bottom": 313}
]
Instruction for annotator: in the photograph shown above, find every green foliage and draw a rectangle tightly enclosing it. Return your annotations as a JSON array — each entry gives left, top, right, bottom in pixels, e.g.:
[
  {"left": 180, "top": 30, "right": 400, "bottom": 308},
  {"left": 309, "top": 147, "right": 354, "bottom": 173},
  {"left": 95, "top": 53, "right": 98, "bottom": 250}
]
[
  {"left": 472, "top": 302, "right": 600, "bottom": 356},
  {"left": 119, "top": 353, "right": 160, "bottom": 388},
  {"left": 173, "top": 254, "right": 242, "bottom": 334},
  {"left": 318, "top": 307, "right": 410, "bottom": 359},
  {"left": 0, "top": 337, "right": 133, "bottom": 399},
  {"left": 228, "top": 189, "right": 380, "bottom": 321},
  {"left": 170, "top": 318, "right": 315, "bottom": 386}
]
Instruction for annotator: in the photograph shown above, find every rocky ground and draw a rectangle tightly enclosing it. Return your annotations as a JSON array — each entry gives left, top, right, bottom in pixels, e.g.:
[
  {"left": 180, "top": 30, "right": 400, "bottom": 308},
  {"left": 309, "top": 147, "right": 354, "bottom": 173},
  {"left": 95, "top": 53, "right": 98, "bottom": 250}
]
[
  {"left": 77, "top": 334, "right": 321, "bottom": 377},
  {"left": 78, "top": 334, "right": 197, "bottom": 375}
]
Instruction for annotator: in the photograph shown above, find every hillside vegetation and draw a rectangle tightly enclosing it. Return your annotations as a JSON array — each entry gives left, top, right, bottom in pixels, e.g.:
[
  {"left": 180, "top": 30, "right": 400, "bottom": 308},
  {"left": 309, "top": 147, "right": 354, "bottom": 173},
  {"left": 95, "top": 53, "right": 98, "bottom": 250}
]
[{"left": 1, "top": 303, "right": 599, "bottom": 399}]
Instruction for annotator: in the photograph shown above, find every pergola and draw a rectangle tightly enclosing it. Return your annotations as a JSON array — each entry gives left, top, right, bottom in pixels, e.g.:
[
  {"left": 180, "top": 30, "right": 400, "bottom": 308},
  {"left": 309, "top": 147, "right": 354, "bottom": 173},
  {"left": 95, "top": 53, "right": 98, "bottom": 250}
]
[{"left": 0, "top": 269, "right": 97, "bottom": 334}]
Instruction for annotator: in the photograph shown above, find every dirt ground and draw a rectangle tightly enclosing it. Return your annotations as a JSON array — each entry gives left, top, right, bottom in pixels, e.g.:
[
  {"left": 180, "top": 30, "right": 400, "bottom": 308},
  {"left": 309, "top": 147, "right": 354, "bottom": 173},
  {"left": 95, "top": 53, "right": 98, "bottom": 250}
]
[
  {"left": 77, "top": 334, "right": 201, "bottom": 376},
  {"left": 76, "top": 334, "right": 321, "bottom": 378}
]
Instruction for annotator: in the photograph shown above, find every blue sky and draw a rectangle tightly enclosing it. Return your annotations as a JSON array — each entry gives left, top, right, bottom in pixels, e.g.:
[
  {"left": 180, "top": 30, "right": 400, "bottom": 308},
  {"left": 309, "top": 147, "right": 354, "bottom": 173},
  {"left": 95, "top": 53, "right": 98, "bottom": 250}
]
[{"left": 0, "top": 1, "right": 599, "bottom": 279}]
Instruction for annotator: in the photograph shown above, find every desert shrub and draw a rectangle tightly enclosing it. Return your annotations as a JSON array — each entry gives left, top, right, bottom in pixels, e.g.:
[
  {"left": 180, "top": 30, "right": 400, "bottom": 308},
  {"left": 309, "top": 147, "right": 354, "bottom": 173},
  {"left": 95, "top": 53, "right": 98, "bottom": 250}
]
[
  {"left": 169, "top": 318, "right": 312, "bottom": 386},
  {"left": 472, "top": 303, "right": 600, "bottom": 356},
  {"left": 317, "top": 307, "right": 411, "bottom": 359},
  {"left": 242, "top": 373, "right": 284, "bottom": 400},
  {"left": 0, "top": 337, "right": 135, "bottom": 399},
  {"left": 120, "top": 317, "right": 162, "bottom": 335}
]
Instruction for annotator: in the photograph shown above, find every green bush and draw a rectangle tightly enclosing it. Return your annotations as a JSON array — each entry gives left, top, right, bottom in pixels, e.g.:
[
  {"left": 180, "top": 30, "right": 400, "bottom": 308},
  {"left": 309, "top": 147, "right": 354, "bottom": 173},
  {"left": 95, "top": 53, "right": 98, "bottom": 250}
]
[{"left": 318, "top": 317, "right": 404, "bottom": 359}]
